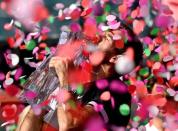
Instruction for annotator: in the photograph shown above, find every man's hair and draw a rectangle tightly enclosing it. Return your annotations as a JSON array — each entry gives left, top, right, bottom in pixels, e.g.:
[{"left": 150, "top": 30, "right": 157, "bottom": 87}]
[{"left": 121, "top": 26, "right": 143, "bottom": 66}]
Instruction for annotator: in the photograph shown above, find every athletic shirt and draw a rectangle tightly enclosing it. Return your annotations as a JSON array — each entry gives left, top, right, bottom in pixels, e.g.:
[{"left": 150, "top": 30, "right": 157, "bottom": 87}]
[{"left": 78, "top": 75, "right": 131, "bottom": 129}]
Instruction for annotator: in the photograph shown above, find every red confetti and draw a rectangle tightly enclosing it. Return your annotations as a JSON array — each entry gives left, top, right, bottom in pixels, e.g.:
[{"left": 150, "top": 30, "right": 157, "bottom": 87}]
[
  {"left": 83, "top": 18, "right": 97, "bottom": 38},
  {"left": 6, "top": 37, "right": 15, "bottom": 48},
  {"left": 33, "top": 5, "right": 49, "bottom": 22},
  {"left": 81, "top": 8, "right": 93, "bottom": 17},
  {"left": 5, "top": 85, "right": 19, "bottom": 96},
  {"left": 115, "top": 39, "right": 124, "bottom": 49},
  {"left": 2, "top": 104, "right": 17, "bottom": 120},
  {"left": 128, "top": 85, "right": 136, "bottom": 94},
  {"left": 81, "top": 0, "right": 91, "bottom": 8}
]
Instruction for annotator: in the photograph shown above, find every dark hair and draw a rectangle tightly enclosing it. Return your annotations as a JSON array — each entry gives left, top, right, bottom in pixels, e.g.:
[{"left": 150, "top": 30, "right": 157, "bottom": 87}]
[
  {"left": 121, "top": 25, "right": 143, "bottom": 66},
  {"left": 77, "top": 5, "right": 143, "bottom": 66},
  {"left": 113, "top": 15, "right": 143, "bottom": 66}
]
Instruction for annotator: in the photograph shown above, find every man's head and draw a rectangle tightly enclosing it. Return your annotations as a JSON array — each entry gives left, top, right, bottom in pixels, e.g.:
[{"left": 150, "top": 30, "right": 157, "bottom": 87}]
[{"left": 97, "top": 26, "right": 143, "bottom": 77}]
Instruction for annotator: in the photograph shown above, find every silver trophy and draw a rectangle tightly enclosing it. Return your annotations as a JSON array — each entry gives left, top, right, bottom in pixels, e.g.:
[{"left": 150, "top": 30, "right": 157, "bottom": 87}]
[{"left": 19, "top": 31, "right": 87, "bottom": 128}]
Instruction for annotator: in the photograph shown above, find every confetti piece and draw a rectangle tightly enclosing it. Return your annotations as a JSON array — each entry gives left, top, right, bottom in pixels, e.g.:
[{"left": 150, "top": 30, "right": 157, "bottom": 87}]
[
  {"left": 70, "top": 22, "right": 81, "bottom": 32},
  {"left": 20, "top": 78, "right": 26, "bottom": 86},
  {"left": 144, "top": 48, "right": 151, "bottom": 56},
  {"left": 56, "top": 89, "right": 71, "bottom": 103},
  {"left": 5, "top": 84, "right": 19, "bottom": 96},
  {"left": 174, "top": 94, "right": 178, "bottom": 101},
  {"left": 115, "top": 55, "right": 135, "bottom": 74},
  {"left": 139, "top": 68, "right": 149, "bottom": 77},
  {"left": 139, "top": 0, "right": 149, "bottom": 6},
  {"left": 48, "top": 15, "right": 55, "bottom": 23},
  {"left": 81, "top": 8, "right": 92, "bottom": 17},
  {"left": 96, "top": 79, "right": 108, "bottom": 90},
  {"left": 32, "top": 104, "right": 42, "bottom": 115},
  {"left": 14, "top": 67, "right": 23, "bottom": 81},
  {"left": 4, "top": 78, "right": 14, "bottom": 87},
  {"left": 112, "top": 34, "right": 122, "bottom": 40},
  {"left": 105, "top": 4, "right": 111, "bottom": 12},
  {"left": 163, "top": 55, "right": 174, "bottom": 62},
  {"left": 106, "top": 15, "right": 116, "bottom": 22},
  {"left": 0, "top": 72, "right": 5, "bottom": 81},
  {"left": 24, "top": 90, "right": 37, "bottom": 100},
  {"left": 128, "top": 85, "right": 136, "bottom": 94},
  {"left": 110, "top": 80, "right": 128, "bottom": 93},
  {"left": 100, "top": 91, "right": 111, "bottom": 101},
  {"left": 70, "top": 8, "right": 81, "bottom": 20},
  {"left": 169, "top": 76, "right": 178, "bottom": 87},
  {"left": 6, "top": 124, "right": 17, "bottom": 131},
  {"left": 109, "top": 22, "right": 120, "bottom": 30},
  {"left": 2, "top": 104, "right": 17, "bottom": 119},
  {"left": 133, "top": 20, "right": 145, "bottom": 35},
  {"left": 85, "top": 116, "right": 105, "bottom": 131},
  {"left": 33, "top": 5, "right": 49, "bottom": 22},
  {"left": 26, "top": 40, "right": 36, "bottom": 51},
  {"left": 155, "top": 15, "right": 174, "bottom": 29},
  {"left": 4, "top": 22, "right": 13, "bottom": 31},
  {"left": 148, "top": 105, "right": 159, "bottom": 117},
  {"left": 96, "top": 15, "right": 106, "bottom": 23},
  {"left": 166, "top": 88, "right": 176, "bottom": 96},
  {"left": 115, "top": 39, "right": 124, "bottom": 49},
  {"left": 131, "top": 7, "right": 139, "bottom": 18},
  {"left": 101, "top": 25, "right": 109, "bottom": 31},
  {"left": 93, "top": 3, "right": 103, "bottom": 16},
  {"left": 81, "top": 0, "right": 91, "bottom": 8},
  {"left": 150, "top": 28, "right": 159, "bottom": 36},
  {"left": 55, "top": 3, "right": 64, "bottom": 10},
  {"left": 7, "top": 37, "right": 15, "bottom": 48},
  {"left": 119, "top": 104, "right": 130, "bottom": 116},
  {"left": 76, "top": 84, "right": 84, "bottom": 95},
  {"left": 32, "top": 47, "right": 39, "bottom": 54},
  {"left": 133, "top": 116, "right": 141, "bottom": 122}
]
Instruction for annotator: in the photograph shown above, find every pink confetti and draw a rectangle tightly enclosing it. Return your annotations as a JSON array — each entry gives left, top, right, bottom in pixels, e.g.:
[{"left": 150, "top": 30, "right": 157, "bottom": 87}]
[
  {"left": 106, "top": 15, "right": 116, "bottom": 22},
  {"left": 100, "top": 91, "right": 111, "bottom": 101},
  {"left": 133, "top": 19, "right": 145, "bottom": 35},
  {"left": 24, "top": 90, "right": 37, "bottom": 100},
  {"left": 96, "top": 79, "right": 109, "bottom": 90},
  {"left": 55, "top": 3, "right": 64, "bottom": 10},
  {"left": 155, "top": 15, "right": 174, "bottom": 29},
  {"left": 56, "top": 88, "right": 71, "bottom": 103},
  {"left": 32, "top": 47, "right": 39, "bottom": 54},
  {"left": 32, "top": 104, "right": 42, "bottom": 115},
  {"left": 14, "top": 67, "right": 23, "bottom": 81},
  {"left": 85, "top": 116, "right": 105, "bottom": 131},
  {"left": 109, "top": 22, "right": 120, "bottom": 30},
  {"left": 70, "top": 22, "right": 81, "bottom": 32},
  {"left": 139, "top": 0, "right": 149, "bottom": 6},
  {"left": 110, "top": 80, "right": 128, "bottom": 93},
  {"left": 0, "top": 72, "right": 5, "bottom": 81}
]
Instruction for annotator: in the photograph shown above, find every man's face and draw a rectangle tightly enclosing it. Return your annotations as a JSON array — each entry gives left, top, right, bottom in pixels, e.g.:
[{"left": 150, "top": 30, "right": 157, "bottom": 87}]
[{"left": 99, "top": 47, "right": 135, "bottom": 77}]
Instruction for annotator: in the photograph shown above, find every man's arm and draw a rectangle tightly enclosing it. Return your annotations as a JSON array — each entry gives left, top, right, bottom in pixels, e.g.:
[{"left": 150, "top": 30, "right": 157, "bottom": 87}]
[{"left": 57, "top": 103, "right": 99, "bottom": 131}]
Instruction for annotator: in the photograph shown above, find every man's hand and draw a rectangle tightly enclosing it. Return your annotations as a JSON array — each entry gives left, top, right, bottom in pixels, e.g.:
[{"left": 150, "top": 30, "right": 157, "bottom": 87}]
[
  {"left": 16, "top": 106, "right": 43, "bottom": 131},
  {"left": 49, "top": 56, "right": 71, "bottom": 88},
  {"left": 57, "top": 103, "right": 98, "bottom": 131}
]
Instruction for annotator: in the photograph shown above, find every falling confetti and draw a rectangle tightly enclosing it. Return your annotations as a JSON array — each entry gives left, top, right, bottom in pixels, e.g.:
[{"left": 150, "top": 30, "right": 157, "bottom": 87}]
[
  {"left": 119, "top": 104, "right": 130, "bottom": 116},
  {"left": 0, "top": 0, "right": 178, "bottom": 130}
]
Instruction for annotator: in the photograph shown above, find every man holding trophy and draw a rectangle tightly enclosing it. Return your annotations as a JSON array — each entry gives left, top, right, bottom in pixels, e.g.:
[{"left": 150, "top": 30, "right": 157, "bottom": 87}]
[{"left": 15, "top": 22, "right": 143, "bottom": 131}]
